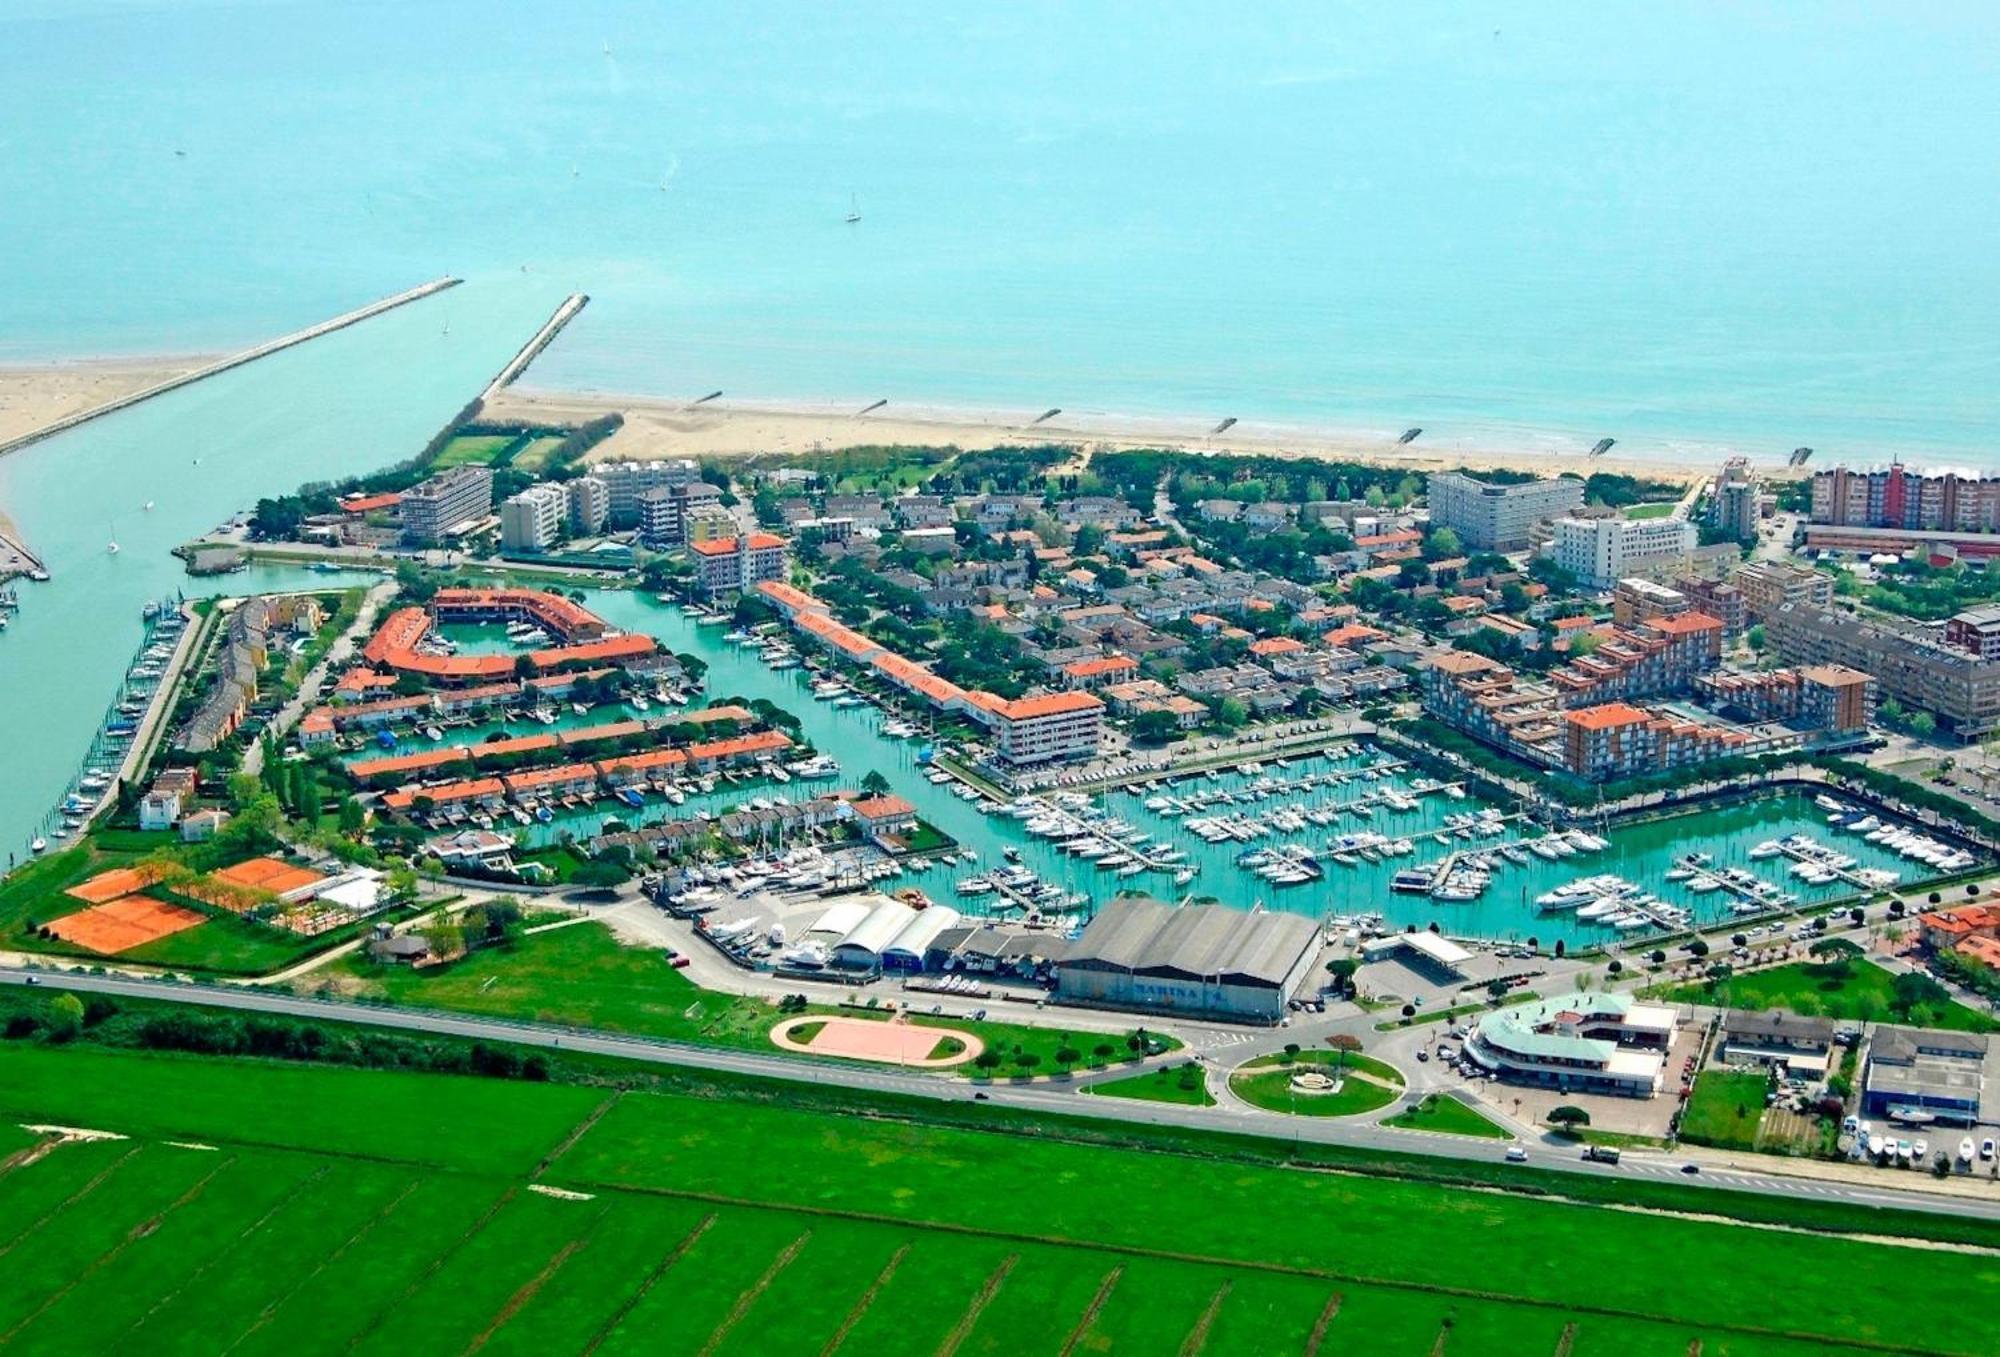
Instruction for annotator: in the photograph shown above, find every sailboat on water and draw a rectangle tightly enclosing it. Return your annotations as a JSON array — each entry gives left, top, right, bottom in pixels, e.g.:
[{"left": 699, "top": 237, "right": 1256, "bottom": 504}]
[{"left": 845, "top": 193, "right": 862, "bottom": 225}]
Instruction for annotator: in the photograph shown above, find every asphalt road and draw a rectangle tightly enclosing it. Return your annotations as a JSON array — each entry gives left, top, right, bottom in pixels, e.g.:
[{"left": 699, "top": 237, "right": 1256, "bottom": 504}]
[{"left": 5, "top": 966, "right": 1995, "bottom": 1225}]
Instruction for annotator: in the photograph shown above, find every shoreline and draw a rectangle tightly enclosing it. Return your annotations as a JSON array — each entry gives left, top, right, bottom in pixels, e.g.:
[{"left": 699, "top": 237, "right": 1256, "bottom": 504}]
[
  {"left": 0, "top": 355, "right": 214, "bottom": 453},
  {"left": 487, "top": 386, "right": 1806, "bottom": 486}
]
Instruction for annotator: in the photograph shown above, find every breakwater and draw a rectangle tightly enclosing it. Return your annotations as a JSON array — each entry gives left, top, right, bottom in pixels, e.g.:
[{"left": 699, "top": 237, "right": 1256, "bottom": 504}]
[
  {"left": 0, "top": 277, "right": 463, "bottom": 459},
  {"left": 481, "top": 293, "right": 588, "bottom": 401}
]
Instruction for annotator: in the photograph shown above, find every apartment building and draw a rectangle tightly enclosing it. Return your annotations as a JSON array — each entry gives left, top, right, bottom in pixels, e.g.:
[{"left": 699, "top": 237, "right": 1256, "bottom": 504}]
[
  {"left": 1943, "top": 604, "right": 2000, "bottom": 660},
  {"left": 596, "top": 458, "right": 701, "bottom": 527},
  {"left": 979, "top": 690, "right": 1105, "bottom": 766},
  {"left": 1708, "top": 458, "right": 1760, "bottom": 542},
  {"left": 566, "top": 476, "right": 609, "bottom": 535},
  {"left": 1695, "top": 665, "right": 1877, "bottom": 734},
  {"left": 691, "top": 533, "right": 790, "bottom": 597},
  {"left": 1559, "top": 702, "right": 1769, "bottom": 780},
  {"left": 1731, "top": 561, "right": 1832, "bottom": 621},
  {"left": 1427, "top": 471, "right": 1584, "bottom": 552},
  {"left": 1419, "top": 651, "right": 1564, "bottom": 765},
  {"left": 1675, "top": 575, "right": 1748, "bottom": 637},
  {"left": 1765, "top": 603, "right": 2000, "bottom": 736},
  {"left": 400, "top": 466, "right": 493, "bottom": 545},
  {"left": 1811, "top": 463, "right": 2000, "bottom": 533},
  {"left": 1547, "top": 613, "right": 1723, "bottom": 706},
  {"left": 1550, "top": 515, "right": 1697, "bottom": 588},
  {"left": 499, "top": 483, "right": 568, "bottom": 553},
  {"left": 1611, "top": 578, "right": 1689, "bottom": 627}
]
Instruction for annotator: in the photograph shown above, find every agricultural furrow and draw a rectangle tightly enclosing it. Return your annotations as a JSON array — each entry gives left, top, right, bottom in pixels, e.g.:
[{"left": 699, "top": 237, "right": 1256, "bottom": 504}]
[
  {"left": 0, "top": 1146, "right": 139, "bottom": 1260},
  {"left": 935, "top": 1254, "right": 1018, "bottom": 1357},
  {"left": 578, "top": 1212, "right": 717, "bottom": 1357},
  {"left": 1059, "top": 1266, "right": 1125, "bottom": 1356},
  {"left": 461, "top": 1207, "right": 608, "bottom": 1355},
  {"left": 1, "top": 1156, "right": 233, "bottom": 1345},
  {"left": 820, "top": 1242, "right": 911, "bottom": 1357},
  {"left": 696, "top": 1229, "right": 812, "bottom": 1357},
  {"left": 227, "top": 1178, "right": 424, "bottom": 1355},
  {"left": 1179, "top": 1280, "right": 1233, "bottom": 1356}
]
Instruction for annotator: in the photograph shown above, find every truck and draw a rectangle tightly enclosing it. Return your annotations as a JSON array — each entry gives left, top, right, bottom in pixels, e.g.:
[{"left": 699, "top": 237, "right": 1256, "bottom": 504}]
[{"left": 1580, "top": 1146, "right": 1621, "bottom": 1165}]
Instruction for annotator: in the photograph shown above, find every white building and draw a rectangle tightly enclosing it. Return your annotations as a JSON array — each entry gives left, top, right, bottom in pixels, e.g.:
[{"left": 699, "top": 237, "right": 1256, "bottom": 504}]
[
  {"left": 1427, "top": 471, "right": 1584, "bottom": 552},
  {"left": 401, "top": 466, "right": 494, "bottom": 544},
  {"left": 691, "top": 533, "right": 790, "bottom": 596},
  {"left": 596, "top": 458, "right": 700, "bottom": 527},
  {"left": 976, "top": 690, "right": 1105, "bottom": 766},
  {"left": 1551, "top": 516, "right": 1697, "bottom": 589},
  {"left": 1464, "top": 991, "right": 1674, "bottom": 1097},
  {"left": 566, "top": 476, "right": 609, "bottom": 536},
  {"left": 499, "top": 483, "right": 569, "bottom": 553}
]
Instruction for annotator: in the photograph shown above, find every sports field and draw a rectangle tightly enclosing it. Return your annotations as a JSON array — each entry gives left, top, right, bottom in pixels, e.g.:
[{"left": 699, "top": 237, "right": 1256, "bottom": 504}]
[{"left": 0, "top": 1044, "right": 1993, "bottom": 1355}]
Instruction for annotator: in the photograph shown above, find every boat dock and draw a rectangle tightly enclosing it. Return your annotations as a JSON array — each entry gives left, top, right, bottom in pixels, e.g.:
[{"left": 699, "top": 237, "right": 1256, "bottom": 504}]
[
  {"left": 0, "top": 277, "right": 462, "bottom": 460},
  {"left": 1673, "top": 853, "right": 1772, "bottom": 908},
  {"left": 481, "top": 292, "right": 589, "bottom": 401},
  {"left": 0, "top": 526, "right": 47, "bottom": 586},
  {"left": 1770, "top": 838, "right": 1875, "bottom": 892}
]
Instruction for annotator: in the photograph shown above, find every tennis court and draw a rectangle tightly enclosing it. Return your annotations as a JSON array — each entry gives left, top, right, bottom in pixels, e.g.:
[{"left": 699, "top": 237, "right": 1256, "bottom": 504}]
[{"left": 46, "top": 895, "right": 207, "bottom": 954}]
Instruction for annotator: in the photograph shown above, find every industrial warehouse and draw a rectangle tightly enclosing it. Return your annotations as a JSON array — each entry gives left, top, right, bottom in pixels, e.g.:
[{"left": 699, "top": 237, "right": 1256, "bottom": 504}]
[{"left": 1054, "top": 897, "right": 1324, "bottom": 1024}]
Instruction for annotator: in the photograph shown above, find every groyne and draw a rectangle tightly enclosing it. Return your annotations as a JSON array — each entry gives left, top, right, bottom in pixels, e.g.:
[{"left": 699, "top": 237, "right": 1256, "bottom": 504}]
[
  {"left": 481, "top": 293, "right": 588, "bottom": 400},
  {"left": 0, "top": 277, "right": 462, "bottom": 459}
]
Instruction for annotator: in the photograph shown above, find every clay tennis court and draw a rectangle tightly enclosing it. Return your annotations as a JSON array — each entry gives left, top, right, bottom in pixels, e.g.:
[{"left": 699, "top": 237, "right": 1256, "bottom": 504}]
[
  {"left": 64, "top": 865, "right": 163, "bottom": 905},
  {"left": 47, "top": 895, "right": 207, "bottom": 954},
  {"left": 213, "top": 856, "right": 325, "bottom": 895},
  {"left": 769, "top": 1015, "right": 981, "bottom": 1068}
]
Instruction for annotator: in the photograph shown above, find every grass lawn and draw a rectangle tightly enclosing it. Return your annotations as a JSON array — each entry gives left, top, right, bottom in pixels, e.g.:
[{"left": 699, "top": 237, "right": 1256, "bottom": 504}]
[
  {"left": 0, "top": 1041, "right": 1987, "bottom": 1356},
  {"left": 1382, "top": 1093, "right": 1511, "bottom": 1139},
  {"left": 1228, "top": 1049, "right": 1405, "bottom": 1117},
  {"left": 324, "top": 919, "right": 1172, "bottom": 1079},
  {"left": 431, "top": 433, "right": 518, "bottom": 468},
  {"left": 1679, "top": 1070, "right": 1770, "bottom": 1151},
  {"left": 1084, "top": 1060, "right": 1215, "bottom": 1107},
  {"left": 1621, "top": 501, "right": 1680, "bottom": 519},
  {"left": 506, "top": 436, "right": 568, "bottom": 473},
  {"left": 1655, "top": 958, "right": 1996, "bottom": 1032}
]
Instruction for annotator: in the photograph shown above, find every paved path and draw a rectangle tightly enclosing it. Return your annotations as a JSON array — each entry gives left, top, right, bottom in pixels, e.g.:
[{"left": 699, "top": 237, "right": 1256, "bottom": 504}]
[
  {"left": 245, "top": 579, "right": 396, "bottom": 777},
  {"left": 3, "top": 965, "right": 1993, "bottom": 1224}
]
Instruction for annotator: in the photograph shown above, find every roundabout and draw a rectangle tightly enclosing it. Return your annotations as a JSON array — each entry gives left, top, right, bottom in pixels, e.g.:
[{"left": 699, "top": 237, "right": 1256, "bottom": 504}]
[{"left": 1228, "top": 1048, "right": 1406, "bottom": 1117}]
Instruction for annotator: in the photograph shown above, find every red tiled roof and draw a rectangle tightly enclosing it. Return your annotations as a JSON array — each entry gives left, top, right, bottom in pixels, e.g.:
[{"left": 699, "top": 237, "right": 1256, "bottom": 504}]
[{"left": 689, "top": 533, "right": 788, "bottom": 557}]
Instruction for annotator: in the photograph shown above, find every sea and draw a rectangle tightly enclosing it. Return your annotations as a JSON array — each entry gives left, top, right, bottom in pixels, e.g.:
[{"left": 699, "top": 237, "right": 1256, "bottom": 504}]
[
  {"left": 0, "top": 1, "right": 1997, "bottom": 859},
  {"left": 4, "top": 0, "right": 1999, "bottom": 463}
]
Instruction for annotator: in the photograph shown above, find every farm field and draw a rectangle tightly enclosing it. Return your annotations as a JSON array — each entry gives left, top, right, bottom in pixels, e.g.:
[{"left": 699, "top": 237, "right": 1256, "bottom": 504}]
[{"left": 0, "top": 1043, "right": 1992, "bottom": 1355}]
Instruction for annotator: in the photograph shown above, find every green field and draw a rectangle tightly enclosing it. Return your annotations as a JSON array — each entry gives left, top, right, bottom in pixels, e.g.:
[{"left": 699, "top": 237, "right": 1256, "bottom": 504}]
[
  {"left": 1084, "top": 1060, "right": 1215, "bottom": 1106},
  {"left": 0, "top": 1042, "right": 1988, "bottom": 1355},
  {"left": 1679, "top": 1071, "right": 1772, "bottom": 1151},
  {"left": 1655, "top": 958, "right": 1996, "bottom": 1032},
  {"left": 328, "top": 920, "right": 1170, "bottom": 1078},
  {"left": 507, "top": 436, "right": 569, "bottom": 473},
  {"left": 1229, "top": 1049, "right": 1406, "bottom": 1117},
  {"left": 1622, "top": 501, "right": 1679, "bottom": 519},
  {"left": 1382, "top": 1093, "right": 1512, "bottom": 1139},
  {"left": 432, "top": 433, "right": 520, "bottom": 469}
]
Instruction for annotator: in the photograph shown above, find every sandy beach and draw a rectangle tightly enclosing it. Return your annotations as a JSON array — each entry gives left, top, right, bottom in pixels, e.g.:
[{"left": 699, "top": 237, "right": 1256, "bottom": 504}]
[
  {"left": 486, "top": 387, "right": 1775, "bottom": 487},
  {"left": 0, "top": 356, "right": 210, "bottom": 452}
]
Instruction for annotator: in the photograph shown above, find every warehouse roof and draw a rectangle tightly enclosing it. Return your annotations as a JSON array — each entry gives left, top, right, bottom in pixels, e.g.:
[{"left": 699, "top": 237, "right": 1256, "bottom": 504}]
[{"left": 1061, "top": 898, "right": 1319, "bottom": 988}]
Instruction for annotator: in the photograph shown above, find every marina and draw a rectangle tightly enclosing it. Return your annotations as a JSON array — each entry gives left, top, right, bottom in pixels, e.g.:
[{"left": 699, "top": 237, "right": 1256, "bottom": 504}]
[{"left": 552, "top": 592, "right": 1976, "bottom": 946}]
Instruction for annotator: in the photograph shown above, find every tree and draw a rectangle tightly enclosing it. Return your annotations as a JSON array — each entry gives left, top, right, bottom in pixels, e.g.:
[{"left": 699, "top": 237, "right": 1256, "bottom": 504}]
[
  {"left": 1688, "top": 938, "right": 1711, "bottom": 959},
  {"left": 45, "top": 992, "right": 85, "bottom": 1041},
  {"left": 1131, "top": 709, "right": 1182, "bottom": 746},
  {"left": 1808, "top": 936, "right": 1862, "bottom": 977},
  {"left": 1649, "top": 949, "right": 1667, "bottom": 966},
  {"left": 1424, "top": 526, "right": 1462, "bottom": 560},
  {"left": 1091, "top": 1041, "right": 1116, "bottom": 1063},
  {"left": 974, "top": 1049, "right": 1002, "bottom": 1073},
  {"left": 1323, "top": 957, "right": 1359, "bottom": 996},
  {"left": 1013, "top": 1051, "right": 1042, "bottom": 1074},
  {"left": 1908, "top": 710, "right": 1938, "bottom": 738},
  {"left": 1746, "top": 623, "right": 1767, "bottom": 652},
  {"left": 861, "top": 770, "right": 891, "bottom": 796},
  {"left": 384, "top": 861, "right": 421, "bottom": 904},
  {"left": 1606, "top": 958, "right": 1624, "bottom": 975},
  {"left": 1484, "top": 977, "right": 1511, "bottom": 1003},
  {"left": 1546, "top": 1105, "right": 1591, "bottom": 1130},
  {"left": 1283, "top": 1042, "right": 1302, "bottom": 1063},
  {"left": 1055, "top": 1045, "right": 1081, "bottom": 1073}
]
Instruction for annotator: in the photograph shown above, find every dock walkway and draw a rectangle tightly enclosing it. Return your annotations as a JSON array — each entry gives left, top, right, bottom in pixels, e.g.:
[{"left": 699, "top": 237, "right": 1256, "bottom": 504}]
[{"left": 482, "top": 293, "right": 588, "bottom": 401}]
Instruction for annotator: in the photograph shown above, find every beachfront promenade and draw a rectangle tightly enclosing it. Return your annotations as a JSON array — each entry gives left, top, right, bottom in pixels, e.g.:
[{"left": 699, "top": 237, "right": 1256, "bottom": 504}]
[{"left": 0, "top": 276, "right": 463, "bottom": 460}]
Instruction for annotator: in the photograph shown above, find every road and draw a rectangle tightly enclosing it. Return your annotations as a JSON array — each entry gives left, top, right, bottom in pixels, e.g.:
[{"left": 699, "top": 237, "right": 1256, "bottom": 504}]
[{"left": 5, "top": 966, "right": 1994, "bottom": 1224}]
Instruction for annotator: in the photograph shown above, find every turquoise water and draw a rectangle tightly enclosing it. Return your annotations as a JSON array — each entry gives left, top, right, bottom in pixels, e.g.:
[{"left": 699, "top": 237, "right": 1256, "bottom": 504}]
[
  {"left": 0, "top": 281, "right": 566, "bottom": 859},
  {"left": 4, "top": 2, "right": 1999, "bottom": 463}
]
